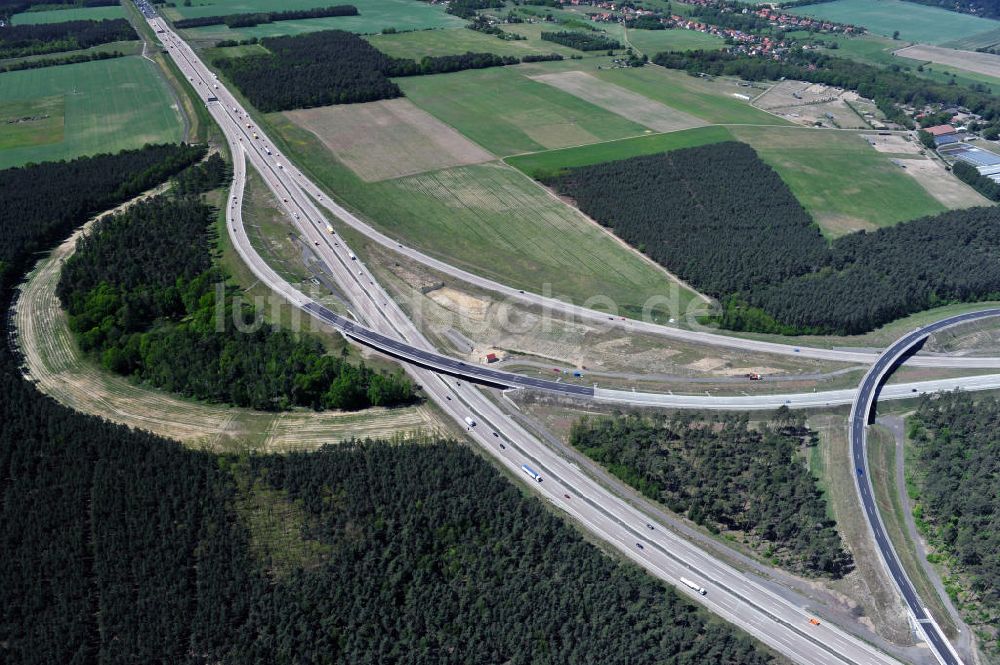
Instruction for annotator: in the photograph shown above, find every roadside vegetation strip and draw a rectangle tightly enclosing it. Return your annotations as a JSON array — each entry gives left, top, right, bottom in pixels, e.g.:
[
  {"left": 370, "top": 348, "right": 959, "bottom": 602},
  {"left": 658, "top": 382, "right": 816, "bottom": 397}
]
[
  {"left": 570, "top": 410, "right": 854, "bottom": 578},
  {"left": 397, "top": 66, "right": 650, "bottom": 156},
  {"left": 0, "top": 56, "right": 185, "bottom": 169},
  {"left": 866, "top": 424, "right": 960, "bottom": 640},
  {"left": 807, "top": 415, "right": 916, "bottom": 644},
  {"left": 908, "top": 394, "right": 1000, "bottom": 652}
]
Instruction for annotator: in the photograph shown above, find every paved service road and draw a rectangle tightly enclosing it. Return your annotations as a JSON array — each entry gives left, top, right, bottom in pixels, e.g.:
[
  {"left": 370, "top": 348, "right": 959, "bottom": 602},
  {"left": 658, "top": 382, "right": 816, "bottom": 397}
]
[{"left": 850, "top": 309, "right": 1000, "bottom": 665}]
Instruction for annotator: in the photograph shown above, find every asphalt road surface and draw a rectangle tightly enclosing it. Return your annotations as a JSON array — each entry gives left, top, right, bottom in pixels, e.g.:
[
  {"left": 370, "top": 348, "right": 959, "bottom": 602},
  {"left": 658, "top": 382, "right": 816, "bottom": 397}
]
[
  {"left": 850, "top": 309, "right": 1000, "bottom": 665},
  {"left": 142, "top": 7, "right": 984, "bottom": 662}
]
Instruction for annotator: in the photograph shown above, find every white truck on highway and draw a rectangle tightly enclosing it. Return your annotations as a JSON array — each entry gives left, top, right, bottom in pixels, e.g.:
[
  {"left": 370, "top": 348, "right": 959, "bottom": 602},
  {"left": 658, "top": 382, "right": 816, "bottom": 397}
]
[
  {"left": 464, "top": 416, "right": 476, "bottom": 428},
  {"left": 680, "top": 577, "right": 707, "bottom": 595},
  {"left": 326, "top": 223, "right": 334, "bottom": 234},
  {"left": 521, "top": 464, "right": 542, "bottom": 482}
]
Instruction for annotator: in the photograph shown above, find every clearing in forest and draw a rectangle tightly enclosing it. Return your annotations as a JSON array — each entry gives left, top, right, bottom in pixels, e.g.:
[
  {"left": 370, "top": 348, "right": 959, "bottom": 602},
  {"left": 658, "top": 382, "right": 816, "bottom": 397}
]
[
  {"left": 285, "top": 98, "right": 494, "bottom": 182},
  {"left": 529, "top": 71, "right": 707, "bottom": 134}
]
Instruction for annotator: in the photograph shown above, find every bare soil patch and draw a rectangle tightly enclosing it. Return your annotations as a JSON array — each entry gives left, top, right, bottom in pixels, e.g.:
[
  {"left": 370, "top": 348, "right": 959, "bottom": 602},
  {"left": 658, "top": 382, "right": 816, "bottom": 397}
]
[
  {"left": 895, "top": 43, "right": 1000, "bottom": 79},
  {"left": 754, "top": 80, "right": 879, "bottom": 129},
  {"left": 863, "top": 133, "right": 923, "bottom": 155},
  {"left": 529, "top": 71, "right": 707, "bottom": 133},
  {"left": 899, "top": 157, "right": 990, "bottom": 209},
  {"left": 285, "top": 98, "right": 494, "bottom": 182}
]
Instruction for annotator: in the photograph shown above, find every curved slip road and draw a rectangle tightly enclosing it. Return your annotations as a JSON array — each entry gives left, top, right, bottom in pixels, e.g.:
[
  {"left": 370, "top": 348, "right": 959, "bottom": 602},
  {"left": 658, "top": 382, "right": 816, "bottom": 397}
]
[{"left": 850, "top": 309, "right": 1000, "bottom": 665}]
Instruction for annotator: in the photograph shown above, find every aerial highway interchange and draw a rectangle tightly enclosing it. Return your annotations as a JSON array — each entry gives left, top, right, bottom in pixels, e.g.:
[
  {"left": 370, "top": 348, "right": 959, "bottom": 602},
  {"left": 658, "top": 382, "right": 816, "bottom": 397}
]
[{"left": 143, "top": 5, "right": 991, "bottom": 663}]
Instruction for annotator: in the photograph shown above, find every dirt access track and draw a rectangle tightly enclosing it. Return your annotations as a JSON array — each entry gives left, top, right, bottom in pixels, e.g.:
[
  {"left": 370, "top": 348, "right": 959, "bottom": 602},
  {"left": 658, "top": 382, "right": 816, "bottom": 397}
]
[
  {"left": 895, "top": 44, "right": 1000, "bottom": 79},
  {"left": 12, "top": 199, "right": 446, "bottom": 451}
]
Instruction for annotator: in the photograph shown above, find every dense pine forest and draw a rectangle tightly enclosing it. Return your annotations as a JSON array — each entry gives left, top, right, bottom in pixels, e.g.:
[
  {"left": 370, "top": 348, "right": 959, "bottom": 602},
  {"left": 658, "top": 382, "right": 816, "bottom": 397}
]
[
  {"left": 0, "top": 143, "right": 204, "bottom": 289},
  {"left": 55, "top": 161, "right": 415, "bottom": 411},
  {"left": 214, "top": 30, "right": 405, "bottom": 111},
  {"left": 214, "top": 30, "right": 532, "bottom": 112},
  {"left": 541, "top": 30, "right": 621, "bottom": 51},
  {"left": 653, "top": 49, "right": 1000, "bottom": 132},
  {"left": 570, "top": 410, "right": 853, "bottom": 577},
  {"left": 908, "top": 393, "right": 1000, "bottom": 651},
  {"left": 548, "top": 142, "right": 827, "bottom": 297},
  {"left": 549, "top": 143, "right": 1000, "bottom": 335},
  {"left": 0, "top": 148, "right": 779, "bottom": 664},
  {"left": 0, "top": 18, "right": 136, "bottom": 58},
  {"left": 173, "top": 5, "right": 357, "bottom": 29}
]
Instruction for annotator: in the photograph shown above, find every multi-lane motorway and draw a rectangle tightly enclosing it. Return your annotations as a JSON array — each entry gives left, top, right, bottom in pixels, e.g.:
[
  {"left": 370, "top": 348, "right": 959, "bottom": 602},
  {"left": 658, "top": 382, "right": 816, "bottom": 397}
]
[
  {"left": 850, "top": 309, "right": 1000, "bottom": 665},
  {"left": 140, "top": 5, "right": 982, "bottom": 663}
]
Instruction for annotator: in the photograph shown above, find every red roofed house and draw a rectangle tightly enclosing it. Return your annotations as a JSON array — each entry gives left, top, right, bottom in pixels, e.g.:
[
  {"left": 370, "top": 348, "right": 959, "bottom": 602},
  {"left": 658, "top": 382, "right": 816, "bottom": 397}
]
[{"left": 924, "top": 124, "right": 956, "bottom": 137}]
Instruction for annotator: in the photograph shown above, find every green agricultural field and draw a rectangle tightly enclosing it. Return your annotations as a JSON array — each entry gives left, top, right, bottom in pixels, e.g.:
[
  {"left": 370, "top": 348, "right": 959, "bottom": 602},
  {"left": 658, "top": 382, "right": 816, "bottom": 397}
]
[
  {"left": 0, "top": 96, "right": 64, "bottom": 150},
  {"left": 268, "top": 113, "right": 698, "bottom": 314},
  {"left": 0, "top": 56, "right": 184, "bottom": 169},
  {"left": 943, "top": 26, "right": 1000, "bottom": 50},
  {"left": 787, "top": 0, "right": 1000, "bottom": 45},
  {"left": 593, "top": 66, "right": 791, "bottom": 126},
  {"left": 499, "top": 23, "right": 612, "bottom": 56},
  {"left": 367, "top": 26, "right": 576, "bottom": 60},
  {"left": 811, "top": 34, "right": 1000, "bottom": 91},
  {"left": 507, "top": 125, "right": 733, "bottom": 179},
  {"left": 729, "top": 125, "right": 946, "bottom": 236},
  {"left": 624, "top": 27, "right": 726, "bottom": 55},
  {"left": 397, "top": 66, "right": 650, "bottom": 156},
  {"left": 202, "top": 42, "right": 269, "bottom": 59},
  {"left": 174, "top": 0, "right": 464, "bottom": 40},
  {"left": 10, "top": 4, "right": 126, "bottom": 24}
]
